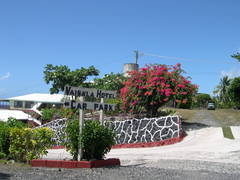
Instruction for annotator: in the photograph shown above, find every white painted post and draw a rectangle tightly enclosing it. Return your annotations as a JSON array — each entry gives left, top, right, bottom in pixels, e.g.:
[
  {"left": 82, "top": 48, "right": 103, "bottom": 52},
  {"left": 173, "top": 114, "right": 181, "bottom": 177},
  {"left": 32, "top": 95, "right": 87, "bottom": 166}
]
[
  {"left": 100, "top": 98, "right": 104, "bottom": 125},
  {"left": 78, "top": 96, "right": 84, "bottom": 161}
]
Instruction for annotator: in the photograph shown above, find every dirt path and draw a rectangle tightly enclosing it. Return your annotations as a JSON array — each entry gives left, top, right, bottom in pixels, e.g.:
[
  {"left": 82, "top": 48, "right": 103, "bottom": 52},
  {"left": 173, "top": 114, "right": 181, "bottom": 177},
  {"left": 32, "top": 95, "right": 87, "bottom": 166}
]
[{"left": 190, "top": 110, "right": 221, "bottom": 127}]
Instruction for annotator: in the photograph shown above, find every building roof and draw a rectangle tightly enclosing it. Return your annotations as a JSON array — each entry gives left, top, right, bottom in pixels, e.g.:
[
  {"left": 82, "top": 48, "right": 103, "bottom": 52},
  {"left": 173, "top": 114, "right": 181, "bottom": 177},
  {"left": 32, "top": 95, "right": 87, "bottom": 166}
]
[
  {"left": 8, "top": 93, "right": 64, "bottom": 103},
  {"left": 0, "top": 109, "right": 30, "bottom": 121}
]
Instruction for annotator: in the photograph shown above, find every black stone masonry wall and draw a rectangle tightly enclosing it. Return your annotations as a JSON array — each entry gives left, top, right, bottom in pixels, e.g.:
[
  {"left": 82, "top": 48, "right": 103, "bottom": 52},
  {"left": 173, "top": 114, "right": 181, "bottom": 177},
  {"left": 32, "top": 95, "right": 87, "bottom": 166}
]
[
  {"left": 37, "top": 116, "right": 181, "bottom": 145},
  {"left": 107, "top": 116, "right": 181, "bottom": 144}
]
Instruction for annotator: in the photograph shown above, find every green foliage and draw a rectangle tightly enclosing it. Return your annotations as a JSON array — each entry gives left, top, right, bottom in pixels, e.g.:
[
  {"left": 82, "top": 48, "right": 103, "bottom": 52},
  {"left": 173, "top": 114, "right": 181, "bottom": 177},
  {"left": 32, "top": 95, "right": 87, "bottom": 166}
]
[
  {"left": 41, "top": 108, "right": 57, "bottom": 122},
  {"left": 159, "top": 109, "right": 176, "bottom": 116},
  {"left": 213, "top": 76, "right": 231, "bottom": 104},
  {"left": 0, "top": 122, "right": 10, "bottom": 159},
  {"left": 41, "top": 108, "right": 78, "bottom": 123},
  {"left": 194, "top": 93, "right": 212, "bottom": 108},
  {"left": 81, "top": 121, "right": 115, "bottom": 160},
  {"left": 231, "top": 53, "right": 240, "bottom": 62},
  {"left": 228, "top": 77, "right": 240, "bottom": 108},
  {"left": 9, "top": 127, "right": 54, "bottom": 162},
  {"left": 92, "top": 72, "right": 127, "bottom": 92},
  {"left": 177, "top": 97, "right": 193, "bottom": 109},
  {"left": 59, "top": 108, "right": 78, "bottom": 119},
  {"left": 43, "top": 64, "right": 99, "bottom": 94},
  {"left": 63, "top": 119, "right": 80, "bottom": 161},
  {"left": 63, "top": 120, "right": 115, "bottom": 161},
  {"left": 0, "top": 118, "right": 26, "bottom": 159},
  {"left": 104, "top": 98, "right": 123, "bottom": 116},
  {"left": 6, "top": 117, "right": 26, "bottom": 128}
]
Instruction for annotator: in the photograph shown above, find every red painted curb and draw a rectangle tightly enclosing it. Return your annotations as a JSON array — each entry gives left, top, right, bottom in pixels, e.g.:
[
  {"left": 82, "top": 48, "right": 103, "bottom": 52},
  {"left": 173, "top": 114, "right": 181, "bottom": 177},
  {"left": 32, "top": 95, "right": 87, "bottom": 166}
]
[
  {"left": 31, "top": 159, "right": 46, "bottom": 167},
  {"left": 51, "top": 146, "right": 65, "bottom": 149},
  {"left": 46, "top": 160, "right": 62, "bottom": 168},
  {"left": 31, "top": 158, "right": 120, "bottom": 168},
  {"left": 112, "top": 133, "right": 185, "bottom": 149},
  {"left": 51, "top": 132, "right": 185, "bottom": 150}
]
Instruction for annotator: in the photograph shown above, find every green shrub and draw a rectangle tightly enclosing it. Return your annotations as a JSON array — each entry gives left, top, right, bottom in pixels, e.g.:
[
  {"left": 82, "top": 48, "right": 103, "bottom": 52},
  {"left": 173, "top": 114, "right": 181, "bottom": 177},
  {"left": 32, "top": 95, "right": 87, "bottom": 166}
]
[
  {"left": 81, "top": 120, "right": 116, "bottom": 160},
  {"left": 63, "top": 119, "right": 80, "bottom": 161},
  {"left": 0, "top": 118, "right": 26, "bottom": 159},
  {"left": 9, "top": 127, "right": 54, "bottom": 162},
  {"left": 0, "top": 122, "right": 10, "bottom": 159},
  {"left": 6, "top": 117, "right": 26, "bottom": 128},
  {"left": 63, "top": 120, "right": 116, "bottom": 161},
  {"left": 159, "top": 109, "right": 176, "bottom": 116},
  {"left": 41, "top": 108, "right": 57, "bottom": 122}
]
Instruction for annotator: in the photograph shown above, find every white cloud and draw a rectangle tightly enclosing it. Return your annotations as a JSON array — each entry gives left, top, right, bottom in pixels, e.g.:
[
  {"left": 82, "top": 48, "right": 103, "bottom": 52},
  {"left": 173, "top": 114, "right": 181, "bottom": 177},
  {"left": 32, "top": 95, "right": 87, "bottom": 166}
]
[
  {"left": 221, "top": 69, "right": 240, "bottom": 78},
  {"left": 0, "top": 72, "right": 10, "bottom": 80}
]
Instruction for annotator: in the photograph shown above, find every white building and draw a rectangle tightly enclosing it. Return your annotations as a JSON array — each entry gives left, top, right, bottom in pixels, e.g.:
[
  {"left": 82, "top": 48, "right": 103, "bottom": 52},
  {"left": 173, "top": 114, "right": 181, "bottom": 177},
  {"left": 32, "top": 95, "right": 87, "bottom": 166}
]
[
  {"left": 7, "top": 93, "right": 64, "bottom": 110},
  {"left": 0, "top": 93, "right": 64, "bottom": 126}
]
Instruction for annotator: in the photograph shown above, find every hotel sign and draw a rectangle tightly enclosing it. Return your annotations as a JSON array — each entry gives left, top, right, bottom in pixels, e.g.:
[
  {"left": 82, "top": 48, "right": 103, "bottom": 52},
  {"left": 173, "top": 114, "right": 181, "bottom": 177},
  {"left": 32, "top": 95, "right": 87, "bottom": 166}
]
[
  {"left": 64, "top": 86, "right": 116, "bottom": 111},
  {"left": 64, "top": 100, "right": 115, "bottom": 111},
  {"left": 64, "top": 85, "right": 117, "bottom": 99}
]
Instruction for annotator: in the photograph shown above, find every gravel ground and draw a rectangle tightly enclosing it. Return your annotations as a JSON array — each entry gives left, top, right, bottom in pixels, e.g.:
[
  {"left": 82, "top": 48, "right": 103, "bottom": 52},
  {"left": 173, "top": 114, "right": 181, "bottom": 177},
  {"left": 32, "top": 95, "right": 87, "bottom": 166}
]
[
  {"left": 1, "top": 160, "right": 240, "bottom": 180},
  {"left": 191, "top": 110, "right": 220, "bottom": 127}
]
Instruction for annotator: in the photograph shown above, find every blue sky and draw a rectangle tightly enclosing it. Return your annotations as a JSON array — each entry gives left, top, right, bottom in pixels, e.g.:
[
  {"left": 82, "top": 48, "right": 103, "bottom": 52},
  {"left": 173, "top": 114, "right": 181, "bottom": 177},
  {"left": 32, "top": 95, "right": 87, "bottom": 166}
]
[{"left": 0, "top": 0, "right": 240, "bottom": 98}]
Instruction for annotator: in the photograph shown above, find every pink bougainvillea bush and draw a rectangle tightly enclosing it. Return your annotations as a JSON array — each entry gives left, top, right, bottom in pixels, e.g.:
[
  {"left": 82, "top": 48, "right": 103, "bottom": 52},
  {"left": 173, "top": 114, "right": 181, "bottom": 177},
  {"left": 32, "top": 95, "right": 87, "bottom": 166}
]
[{"left": 120, "top": 64, "right": 198, "bottom": 116}]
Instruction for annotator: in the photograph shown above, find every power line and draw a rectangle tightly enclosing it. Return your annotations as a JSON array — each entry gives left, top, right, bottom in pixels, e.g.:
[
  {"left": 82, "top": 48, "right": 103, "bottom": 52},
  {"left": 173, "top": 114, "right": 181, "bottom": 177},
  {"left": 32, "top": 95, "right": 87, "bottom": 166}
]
[{"left": 135, "top": 51, "right": 212, "bottom": 62}]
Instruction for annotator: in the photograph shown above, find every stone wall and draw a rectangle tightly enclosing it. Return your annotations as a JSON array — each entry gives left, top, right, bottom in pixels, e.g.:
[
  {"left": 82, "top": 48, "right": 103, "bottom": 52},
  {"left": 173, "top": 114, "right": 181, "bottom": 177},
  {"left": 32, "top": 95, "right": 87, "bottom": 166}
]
[
  {"left": 36, "top": 118, "right": 67, "bottom": 145},
  {"left": 37, "top": 116, "right": 181, "bottom": 146},
  {"left": 107, "top": 116, "right": 181, "bottom": 144}
]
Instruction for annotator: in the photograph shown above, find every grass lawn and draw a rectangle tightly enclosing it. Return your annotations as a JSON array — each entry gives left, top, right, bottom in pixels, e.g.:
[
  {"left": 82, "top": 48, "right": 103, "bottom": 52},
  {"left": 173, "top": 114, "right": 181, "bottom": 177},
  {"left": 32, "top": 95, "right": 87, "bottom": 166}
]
[
  {"left": 209, "top": 109, "right": 240, "bottom": 126},
  {"left": 172, "top": 108, "right": 240, "bottom": 126},
  {"left": 222, "top": 127, "right": 235, "bottom": 139},
  {"left": 172, "top": 108, "right": 198, "bottom": 122}
]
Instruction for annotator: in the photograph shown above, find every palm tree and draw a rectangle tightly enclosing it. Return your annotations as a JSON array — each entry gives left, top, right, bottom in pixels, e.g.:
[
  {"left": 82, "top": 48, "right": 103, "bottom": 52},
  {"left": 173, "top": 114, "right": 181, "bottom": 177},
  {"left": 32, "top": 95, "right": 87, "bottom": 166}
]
[
  {"left": 214, "top": 76, "right": 231, "bottom": 103},
  {"left": 231, "top": 53, "right": 240, "bottom": 62}
]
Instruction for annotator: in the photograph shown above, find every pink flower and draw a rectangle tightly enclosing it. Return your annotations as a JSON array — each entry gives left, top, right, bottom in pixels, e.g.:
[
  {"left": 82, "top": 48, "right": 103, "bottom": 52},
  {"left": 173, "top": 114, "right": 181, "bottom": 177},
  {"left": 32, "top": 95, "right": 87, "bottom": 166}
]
[
  {"left": 144, "top": 91, "right": 152, "bottom": 96},
  {"left": 165, "top": 89, "right": 172, "bottom": 97},
  {"left": 177, "top": 84, "right": 185, "bottom": 88},
  {"left": 182, "top": 99, "right": 187, "bottom": 104},
  {"left": 132, "top": 100, "right": 138, "bottom": 106}
]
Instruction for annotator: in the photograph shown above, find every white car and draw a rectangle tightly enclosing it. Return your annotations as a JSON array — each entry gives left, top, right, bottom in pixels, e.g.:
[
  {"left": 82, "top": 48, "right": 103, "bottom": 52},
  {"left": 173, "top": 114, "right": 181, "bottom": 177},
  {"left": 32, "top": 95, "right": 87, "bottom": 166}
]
[{"left": 207, "top": 103, "right": 215, "bottom": 110}]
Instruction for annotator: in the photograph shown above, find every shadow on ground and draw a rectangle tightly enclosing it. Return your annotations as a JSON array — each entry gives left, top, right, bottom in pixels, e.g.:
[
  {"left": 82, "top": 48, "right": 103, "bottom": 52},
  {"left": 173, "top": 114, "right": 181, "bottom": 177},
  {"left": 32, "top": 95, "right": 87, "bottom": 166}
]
[
  {"left": 0, "top": 172, "right": 11, "bottom": 180},
  {"left": 182, "top": 122, "right": 209, "bottom": 132}
]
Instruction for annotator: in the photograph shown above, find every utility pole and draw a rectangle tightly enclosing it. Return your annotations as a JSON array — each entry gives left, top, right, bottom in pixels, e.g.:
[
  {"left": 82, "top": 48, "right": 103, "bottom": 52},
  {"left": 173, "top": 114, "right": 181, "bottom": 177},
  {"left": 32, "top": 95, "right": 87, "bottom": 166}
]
[{"left": 134, "top": 50, "right": 139, "bottom": 64}]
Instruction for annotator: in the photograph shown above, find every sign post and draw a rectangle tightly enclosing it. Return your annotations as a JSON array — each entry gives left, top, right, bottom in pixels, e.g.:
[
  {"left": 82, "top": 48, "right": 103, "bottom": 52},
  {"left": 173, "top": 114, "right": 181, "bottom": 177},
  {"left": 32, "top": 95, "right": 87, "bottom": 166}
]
[
  {"left": 99, "top": 98, "right": 104, "bottom": 125},
  {"left": 78, "top": 96, "right": 84, "bottom": 161}
]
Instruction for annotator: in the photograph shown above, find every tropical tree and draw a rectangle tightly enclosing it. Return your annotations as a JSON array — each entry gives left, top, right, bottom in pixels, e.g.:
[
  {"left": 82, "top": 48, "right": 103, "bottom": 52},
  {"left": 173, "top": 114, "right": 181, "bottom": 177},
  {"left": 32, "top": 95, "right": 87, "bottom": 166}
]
[
  {"left": 194, "top": 93, "right": 212, "bottom": 108},
  {"left": 213, "top": 76, "right": 231, "bottom": 103},
  {"left": 120, "top": 64, "right": 198, "bottom": 117},
  {"left": 228, "top": 77, "right": 240, "bottom": 109},
  {"left": 92, "top": 72, "right": 127, "bottom": 92},
  {"left": 231, "top": 53, "right": 240, "bottom": 62},
  {"left": 43, "top": 64, "right": 99, "bottom": 94}
]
